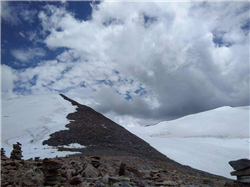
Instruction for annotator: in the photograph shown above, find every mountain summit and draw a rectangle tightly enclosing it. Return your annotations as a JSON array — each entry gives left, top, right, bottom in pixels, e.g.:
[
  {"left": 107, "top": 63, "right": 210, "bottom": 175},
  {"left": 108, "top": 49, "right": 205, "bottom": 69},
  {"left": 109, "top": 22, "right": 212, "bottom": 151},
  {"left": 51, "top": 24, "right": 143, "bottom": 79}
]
[{"left": 43, "top": 94, "right": 167, "bottom": 161}]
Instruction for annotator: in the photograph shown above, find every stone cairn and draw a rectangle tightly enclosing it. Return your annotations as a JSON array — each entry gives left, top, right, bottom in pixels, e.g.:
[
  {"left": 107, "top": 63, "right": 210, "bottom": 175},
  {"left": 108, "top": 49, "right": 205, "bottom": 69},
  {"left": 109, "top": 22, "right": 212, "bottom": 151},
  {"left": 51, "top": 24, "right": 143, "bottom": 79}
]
[
  {"left": 0, "top": 148, "right": 8, "bottom": 160},
  {"left": 229, "top": 158, "right": 250, "bottom": 183},
  {"left": 10, "top": 142, "right": 23, "bottom": 160},
  {"left": 42, "top": 158, "right": 65, "bottom": 186}
]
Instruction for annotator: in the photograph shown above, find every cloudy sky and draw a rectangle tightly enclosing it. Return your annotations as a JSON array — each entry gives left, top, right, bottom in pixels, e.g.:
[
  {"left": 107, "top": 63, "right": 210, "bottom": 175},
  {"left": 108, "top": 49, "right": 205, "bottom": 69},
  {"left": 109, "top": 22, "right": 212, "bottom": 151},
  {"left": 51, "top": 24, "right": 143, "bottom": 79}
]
[{"left": 1, "top": 1, "right": 249, "bottom": 126}]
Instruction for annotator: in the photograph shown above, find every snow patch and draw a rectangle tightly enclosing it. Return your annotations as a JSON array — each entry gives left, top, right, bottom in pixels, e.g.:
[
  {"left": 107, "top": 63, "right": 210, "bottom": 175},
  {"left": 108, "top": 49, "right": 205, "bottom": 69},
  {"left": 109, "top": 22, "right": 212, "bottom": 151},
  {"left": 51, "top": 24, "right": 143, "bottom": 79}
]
[
  {"left": 146, "top": 106, "right": 250, "bottom": 138},
  {"left": 101, "top": 124, "right": 107, "bottom": 129},
  {"left": 1, "top": 94, "right": 78, "bottom": 159},
  {"left": 125, "top": 106, "right": 250, "bottom": 179},
  {"left": 59, "top": 143, "right": 86, "bottom": 149}
]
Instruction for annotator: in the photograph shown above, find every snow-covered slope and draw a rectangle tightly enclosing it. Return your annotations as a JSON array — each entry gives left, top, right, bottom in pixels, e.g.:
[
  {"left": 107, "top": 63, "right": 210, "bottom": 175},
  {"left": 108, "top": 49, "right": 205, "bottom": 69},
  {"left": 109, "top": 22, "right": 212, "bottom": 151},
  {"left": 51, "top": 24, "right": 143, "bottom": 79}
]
[
  {"left": 126, "top": 106, "right": 250, "bottom": 179},
  {"left": 147, "top": 106, "right": 249, "bottom": 138},
  {"left": 1, "top": 94, "right": 83, "bottom": 159}
]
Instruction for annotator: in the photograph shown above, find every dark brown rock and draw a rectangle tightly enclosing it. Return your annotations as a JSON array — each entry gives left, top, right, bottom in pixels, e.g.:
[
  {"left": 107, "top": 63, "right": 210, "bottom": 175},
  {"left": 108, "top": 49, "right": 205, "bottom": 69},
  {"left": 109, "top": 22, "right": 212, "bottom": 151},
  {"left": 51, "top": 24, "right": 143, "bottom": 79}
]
[
  {"left": 90, "top": 156, "right": 101, "bottom": 168},
  {"left": 229, "top": 159, "right": 250, "bottom": 171},
  {"left": 70, "top": 175, "right": 83, "bottom": 185},
  {"left": 109, "top": 176, "right": 130, "bottom": 185},
  {"left": 231, "top": 168, "right": 250, "bottom": 176},
  {"left": 10, "top": 143, "right": 23, "bottom": 160},
  {"left": 0, "top": 148, "right": 8, "bottom": 160},
  {"left": 237, "top": 176, "right": 250, "bottom": 183},
  {"left": 42, "top": 158, "right": 63, "bottom": 186},
  {"left": 119, "top": 163, "right": 126, "bottom": 176},
  {"left": 43, "top": 158, "right": 62, "bottom": 170}
]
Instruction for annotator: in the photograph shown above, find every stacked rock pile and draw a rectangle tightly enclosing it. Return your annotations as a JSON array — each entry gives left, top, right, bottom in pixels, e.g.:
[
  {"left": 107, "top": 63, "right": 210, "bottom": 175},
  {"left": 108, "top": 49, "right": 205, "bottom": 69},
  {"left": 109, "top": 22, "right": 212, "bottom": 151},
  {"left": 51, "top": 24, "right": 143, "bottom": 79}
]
[
  {"left": 0, "top": 148, "right": 8, "bottom": 160},
  {"left": 10, "top": 142, "right": 23, "bottom": 160},
  {"left": 42, "top": 158, "right": 66, "bottom": 185},
  {"left": 229, "top": 158, "right": 250, "bottom": 183}
]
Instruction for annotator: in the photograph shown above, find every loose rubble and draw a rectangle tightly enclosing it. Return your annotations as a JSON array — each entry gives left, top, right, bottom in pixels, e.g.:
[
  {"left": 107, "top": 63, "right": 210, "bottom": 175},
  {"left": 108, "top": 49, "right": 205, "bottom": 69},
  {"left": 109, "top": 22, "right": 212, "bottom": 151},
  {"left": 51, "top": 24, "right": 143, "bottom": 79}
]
[
  {"left": 2, "top": 150, "right": 246, "bottom": 187},
  {"left": 3, "top": 143, "right": 250, "bottom": 186}
]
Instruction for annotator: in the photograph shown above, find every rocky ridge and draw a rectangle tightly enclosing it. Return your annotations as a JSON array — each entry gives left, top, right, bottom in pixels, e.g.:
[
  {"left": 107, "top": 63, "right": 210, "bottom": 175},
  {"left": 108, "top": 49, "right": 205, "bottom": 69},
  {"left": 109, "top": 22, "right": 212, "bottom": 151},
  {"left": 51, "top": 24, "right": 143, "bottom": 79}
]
[{"left": 43, "top": 94, "right": 168, "bottom": 161}]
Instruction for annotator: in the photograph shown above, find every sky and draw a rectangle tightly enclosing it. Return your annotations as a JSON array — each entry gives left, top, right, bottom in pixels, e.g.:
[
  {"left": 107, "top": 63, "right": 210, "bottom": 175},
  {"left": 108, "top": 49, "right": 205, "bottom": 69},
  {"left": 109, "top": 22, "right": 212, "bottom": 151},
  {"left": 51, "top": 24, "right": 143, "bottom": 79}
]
[{"left": 1, "top": 1, "right": 250, "bottom": 126}]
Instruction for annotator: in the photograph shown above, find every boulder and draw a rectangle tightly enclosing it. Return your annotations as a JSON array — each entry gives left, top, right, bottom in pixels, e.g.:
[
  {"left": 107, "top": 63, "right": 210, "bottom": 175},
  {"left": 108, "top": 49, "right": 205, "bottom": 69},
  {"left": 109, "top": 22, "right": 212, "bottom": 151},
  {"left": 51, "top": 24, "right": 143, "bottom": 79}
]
[{"left": 82, "top": 163, "right": 100, "bottom": 178}]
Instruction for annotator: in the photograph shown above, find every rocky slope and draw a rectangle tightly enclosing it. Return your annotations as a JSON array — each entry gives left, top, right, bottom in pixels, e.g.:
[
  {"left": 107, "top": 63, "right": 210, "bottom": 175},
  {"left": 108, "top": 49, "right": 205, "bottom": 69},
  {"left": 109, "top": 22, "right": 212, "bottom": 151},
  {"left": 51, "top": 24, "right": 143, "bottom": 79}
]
[{"left": 43, "top": 94, "right": 168, "bottom": 161}]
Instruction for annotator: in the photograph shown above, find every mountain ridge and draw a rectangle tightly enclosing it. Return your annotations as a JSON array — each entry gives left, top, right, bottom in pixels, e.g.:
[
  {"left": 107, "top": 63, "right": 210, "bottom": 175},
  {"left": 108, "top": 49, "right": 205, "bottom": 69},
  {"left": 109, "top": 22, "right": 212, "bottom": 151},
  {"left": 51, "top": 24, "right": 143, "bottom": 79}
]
[{"left": 43, "top": 94, "right": 169, "bottom": 161}]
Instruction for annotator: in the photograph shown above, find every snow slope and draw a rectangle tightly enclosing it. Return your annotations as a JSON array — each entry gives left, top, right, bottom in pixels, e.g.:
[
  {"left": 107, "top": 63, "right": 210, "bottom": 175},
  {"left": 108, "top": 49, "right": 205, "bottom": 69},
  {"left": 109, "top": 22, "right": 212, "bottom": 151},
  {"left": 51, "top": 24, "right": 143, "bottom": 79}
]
[
  {"left": 126, "top": 106, "right": 250, "bottom": 179},
  {"left": 1, "top": 94, "right": 82, "bottom": 159}
]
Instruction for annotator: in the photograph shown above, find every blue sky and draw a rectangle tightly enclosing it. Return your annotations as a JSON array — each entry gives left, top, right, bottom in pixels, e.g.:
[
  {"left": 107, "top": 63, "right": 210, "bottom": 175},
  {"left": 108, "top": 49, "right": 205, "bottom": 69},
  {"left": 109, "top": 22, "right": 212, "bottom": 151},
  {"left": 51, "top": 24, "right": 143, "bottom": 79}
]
[
  {"left": 1, "top": 1, "right": 249, "bottom": 126},
  {"left": 2, "top": 1, "right": 94, "bottom": 69}
]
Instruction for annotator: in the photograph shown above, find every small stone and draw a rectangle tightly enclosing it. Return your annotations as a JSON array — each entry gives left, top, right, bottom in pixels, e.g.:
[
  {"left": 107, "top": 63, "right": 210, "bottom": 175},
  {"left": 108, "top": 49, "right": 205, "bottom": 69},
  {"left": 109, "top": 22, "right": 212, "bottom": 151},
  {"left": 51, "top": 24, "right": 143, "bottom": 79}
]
[
  {"left": 109, "top": 176, "right": 130, "bottom": 185},
  {"left": 111, "top": 182, "right": 132, "bottom": 187},
  {"left": 102, "top": 175, "right": 110, "bottom": 184},
  {"left": 155, "top": 180, "right": 178, "bottom": 186},
  {"left": 70, "top": 175, "right": 83, "bottom": 185}
]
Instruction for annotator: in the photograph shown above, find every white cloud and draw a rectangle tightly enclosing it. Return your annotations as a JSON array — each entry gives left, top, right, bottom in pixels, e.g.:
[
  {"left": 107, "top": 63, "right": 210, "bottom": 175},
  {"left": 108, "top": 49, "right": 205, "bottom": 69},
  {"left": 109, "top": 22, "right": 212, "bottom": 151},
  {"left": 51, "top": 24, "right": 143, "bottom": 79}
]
[
  {"left": 20, "top": 9, "right": 37, "bottom": 24},
  {"left": 1, "top": 1, "right": 38, "bottom": 25},
  {"left": 1, "top": 1, "right": 21, "bottom": 25},
  {"left": 11, "top": 48, "right": 46, "bottom": 62},
  {"left": 1, "top": 65, "right": 18, "bottom": 98},
  {"left": 12, "top": 2, "right": 250, "bottom": 120}
]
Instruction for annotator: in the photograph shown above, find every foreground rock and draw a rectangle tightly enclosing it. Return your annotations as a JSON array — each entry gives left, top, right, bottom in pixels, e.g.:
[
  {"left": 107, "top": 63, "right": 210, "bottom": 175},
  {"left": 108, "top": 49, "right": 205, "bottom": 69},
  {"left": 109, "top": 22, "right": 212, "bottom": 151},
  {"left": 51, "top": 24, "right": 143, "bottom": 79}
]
[
  {"left": 2, "top": 155, "right": 248, "bottom": 187},
  {"left": 229, "top": 159, "right": 250, "bottom": 184}
]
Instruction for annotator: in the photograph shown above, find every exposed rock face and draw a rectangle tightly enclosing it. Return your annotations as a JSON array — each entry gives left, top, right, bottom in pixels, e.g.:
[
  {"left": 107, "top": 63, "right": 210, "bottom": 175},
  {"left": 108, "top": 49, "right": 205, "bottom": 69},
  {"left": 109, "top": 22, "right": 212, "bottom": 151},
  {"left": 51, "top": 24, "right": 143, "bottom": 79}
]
[
  {"left": 10, "top": 142, "right": 23, "bottom": 160},
  {"left": 229, "top": 159, "right": 250, "bottom": 184},
  {"left": 43, "top": 94, "right": 168, "bottom": 161}
]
